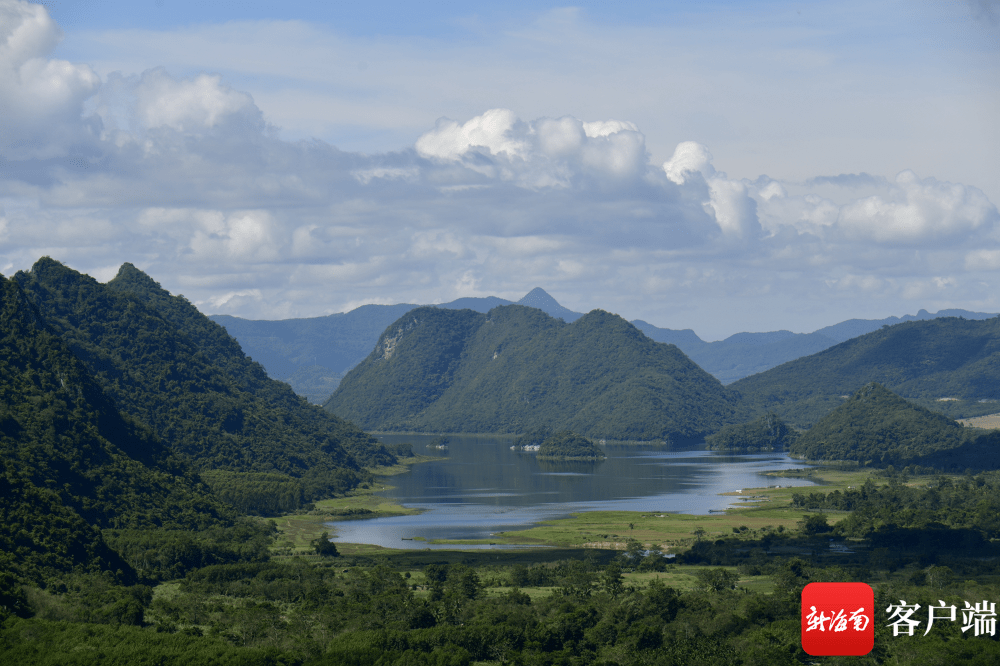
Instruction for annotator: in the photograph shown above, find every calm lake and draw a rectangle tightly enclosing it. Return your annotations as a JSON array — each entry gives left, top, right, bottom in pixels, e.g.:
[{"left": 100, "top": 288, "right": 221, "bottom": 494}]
[{"left": 328, "top": 434, "right": 818, "bottom": 549}]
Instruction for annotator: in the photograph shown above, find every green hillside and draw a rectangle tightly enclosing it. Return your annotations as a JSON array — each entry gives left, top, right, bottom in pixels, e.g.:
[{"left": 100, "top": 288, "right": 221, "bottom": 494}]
[
  {"left": 790, "top": 382, "right": 1000, "bottom": 471},
  {"left": 791, "top": 383, "right": 965, "bottom": 464},
  {"left": 731, "top": 316, "right": 1000, "bottom": 427},
  {"left": 325, "top": 305, "right": 737, "bottom": 441},
  {"left": 104, "top": 262, "right": 393, "bottom": 470},
  {"left": 13, "top": 259, "right": 393, "bottom": 497},
  {"left": 0, "top": 274, "right": 238, "bottom": 584}
]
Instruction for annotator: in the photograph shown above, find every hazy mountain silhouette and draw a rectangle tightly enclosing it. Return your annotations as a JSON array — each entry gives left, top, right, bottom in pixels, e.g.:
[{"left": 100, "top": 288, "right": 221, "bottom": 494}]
[{"left": 211, "top": 288, "right": 998, "bottom": 404}]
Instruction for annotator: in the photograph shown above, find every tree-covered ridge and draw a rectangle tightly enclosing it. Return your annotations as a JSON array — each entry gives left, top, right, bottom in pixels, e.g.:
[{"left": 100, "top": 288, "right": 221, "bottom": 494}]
[
  {"left": 325, "top": 306, "right": 485, "bottom": 429},
  {"left": 12, "top": 259, "right": 391, "bottom": 497},
  {"left": 0, "top": 274, "right": 239, "bottom": 584},
  {"left": 107, "top": 262, "right": 394, "bottom": 470},
  {"left": 789, "top": 382, "right": 1000, "bottom": 469},
  {"left": 732, "top": 316, "right": 1000, "bottom": 427},
  {"left": 705, "top": 412, "right": 797, "bottom": 451},
  {"left": 326, "top": 305, "right": 737, "bottom": 441},
  {"left": 538, "top": 431, "right": 606, "bottom": 460}
]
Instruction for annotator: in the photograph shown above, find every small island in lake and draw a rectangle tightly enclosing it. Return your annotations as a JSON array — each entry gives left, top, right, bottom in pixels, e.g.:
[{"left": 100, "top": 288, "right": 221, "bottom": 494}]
[
  {"left": 537, "top": 430, "right": 606, "bottom": 460},
  {"left": 705, "top": 412, "right": 797, "bottom": 452},
  {"left": 428, "top": 436, "right": 450, "bottom": 450}
]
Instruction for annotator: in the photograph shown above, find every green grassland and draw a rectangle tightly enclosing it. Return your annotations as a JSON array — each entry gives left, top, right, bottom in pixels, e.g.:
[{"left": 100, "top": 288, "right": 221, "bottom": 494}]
[{"left": 267, "top": 457, "right": 435, "bottom": 553}]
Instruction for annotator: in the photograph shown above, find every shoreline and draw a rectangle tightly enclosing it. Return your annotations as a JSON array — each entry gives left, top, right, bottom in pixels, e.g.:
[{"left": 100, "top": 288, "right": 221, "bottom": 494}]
[
  {"left": 404, "top": 466, "right": 883, "bottom": 552},
  {"left": 272, "top": 446, "right": 907, "bottom": 555},
  {"left": 268, "top": 455, "right": 436, "bottom": 554}
]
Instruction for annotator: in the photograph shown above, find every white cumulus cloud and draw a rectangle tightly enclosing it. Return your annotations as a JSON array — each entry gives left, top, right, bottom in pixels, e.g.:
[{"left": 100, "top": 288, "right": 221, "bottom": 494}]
[
  {"left": 415, "top": 109, "right": 650, "bottom": 186},
  {"left": 133, "top": 68, "right": 262, "bottom": 134},
  {"left": 836, "top": 170, "right": 998, "bottom": 244},
  {"left": 0, "top": 0, "right": 100, "bottom": 158},
  {"left": 1, "top": 2, "right": 999, "bottom": 339},
  {"left": 663, "top": 142, "right": 760, "bottom": 238},
  {"left": 416, "top": 108, "right": 527, "bottom": 161}
]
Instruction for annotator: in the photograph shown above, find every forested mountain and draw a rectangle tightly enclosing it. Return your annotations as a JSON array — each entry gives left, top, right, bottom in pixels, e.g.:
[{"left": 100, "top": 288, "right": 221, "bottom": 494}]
[
  {"left": 207, "top": 287, "right": 579, "bottom": 403},
  {"left": 213, "top": 283, "right": 996, "bottom": 403},
  {"left": 641, "top": 328, "right": 839, "bottom": 385},
  {"left": 790, "top": 383, "right": 1000, "bottom": 471},
  {"left": 211, "top": 304, "right": 419, "bottom": 403},
  {"left": 636, "top": 307, "right": 997, "bottom": 385},
  {"left": 0, "top": 274, "right": 237, "bottom": 584},
  {"left": 731, "top": 316, "right": 1000, "bottom": 428},
  {"left": 12, "top": 259, "right": 393, "bottom": 494},
  {"left": 324, "top": 305, "right": 737, "bottom": 441},
  {"left": 813, "top": 307, "right": 1000, "bottom": 343}
]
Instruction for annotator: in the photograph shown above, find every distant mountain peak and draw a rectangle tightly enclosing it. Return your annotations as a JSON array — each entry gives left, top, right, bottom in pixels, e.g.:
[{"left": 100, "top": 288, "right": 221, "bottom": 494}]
[
  {"left": 515, "top": 288, "right": 582, "bottom": 322},
  {"left": 28, "top": 256, "right": 71, "bottom": 277},
  {"left": 518, "top": 287, "right": 559, "bottom": 307},
  {"left": 112, "top": 262, "right": 163, "bottom": 291}
]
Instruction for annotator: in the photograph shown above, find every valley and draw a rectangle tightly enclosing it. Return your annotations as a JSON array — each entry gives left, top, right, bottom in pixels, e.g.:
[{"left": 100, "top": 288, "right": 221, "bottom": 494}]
[{"left": 4, "top": 258, "right": 1000, "bottom": 665}]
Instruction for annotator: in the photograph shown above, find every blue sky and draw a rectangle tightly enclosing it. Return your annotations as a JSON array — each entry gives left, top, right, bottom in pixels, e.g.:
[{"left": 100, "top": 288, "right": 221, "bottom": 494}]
[
  {"left": 43, "top": 1, "right": 805, "bottom": 36},
  {"left": 1, "top": 0, "right": 998, "bottom": 339}
]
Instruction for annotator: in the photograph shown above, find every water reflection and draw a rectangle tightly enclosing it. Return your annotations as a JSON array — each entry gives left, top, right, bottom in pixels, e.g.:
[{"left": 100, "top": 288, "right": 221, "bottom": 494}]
[{"left": 327, "top": 434, "right": 817, "bottom": 549}]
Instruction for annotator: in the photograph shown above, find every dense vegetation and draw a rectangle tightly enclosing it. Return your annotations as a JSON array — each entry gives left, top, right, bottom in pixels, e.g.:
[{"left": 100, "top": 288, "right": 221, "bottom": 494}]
[
  {"left": 790, "top": 383, "right": 1000, "bottom": 470},
  {"left": 8, "top": 472, "right": 1000, "bottom": 664},
  {"left": 325, "top": 305, "right": 738, "bottom": 441},
  {"left": 538, "top": 431, "right": 606, "bottom": 460},
  {"left": 790, "top": 473, "right": 1000, "bottom": 541},
  {"left": 12, "top": 259, "right": 393, "bottom": 501},
  {"left": 0, "top": 258, "right": 393, "bottom": 601},
  {"left": 732, "top": 316, "right": 1000, "bottom": 427},
  {"left": 0, "top": 274, "right": 241, "bottom": 585},
  {"left": 705, "top": 412, "right": 797, "bottom": 451}
]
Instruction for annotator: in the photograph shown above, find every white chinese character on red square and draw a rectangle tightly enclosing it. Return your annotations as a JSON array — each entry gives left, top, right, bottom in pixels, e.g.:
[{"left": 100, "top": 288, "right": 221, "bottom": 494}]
[{"left": 802, "top": 583, "right": 874, "bottom": 656}]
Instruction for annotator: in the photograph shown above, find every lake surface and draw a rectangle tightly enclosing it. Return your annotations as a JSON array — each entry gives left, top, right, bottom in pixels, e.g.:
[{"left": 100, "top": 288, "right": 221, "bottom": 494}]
[{"left": 328, "top": 434, "right": 818, "bottom": 549}]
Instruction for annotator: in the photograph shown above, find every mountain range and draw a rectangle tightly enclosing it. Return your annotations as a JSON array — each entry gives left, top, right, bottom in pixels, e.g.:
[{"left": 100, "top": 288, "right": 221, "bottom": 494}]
[
  {"left": 732, "top": 315, "right": 1000, "bottom": 427},
  {"left": 211, "top": 288, "right": 998, "bottom": 403},
  {"left": 1, "top": 268, "right": 232, "bottom": 583},
  {"left": 323, "top": 302, "right": 1000, "bottom": 442}
]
